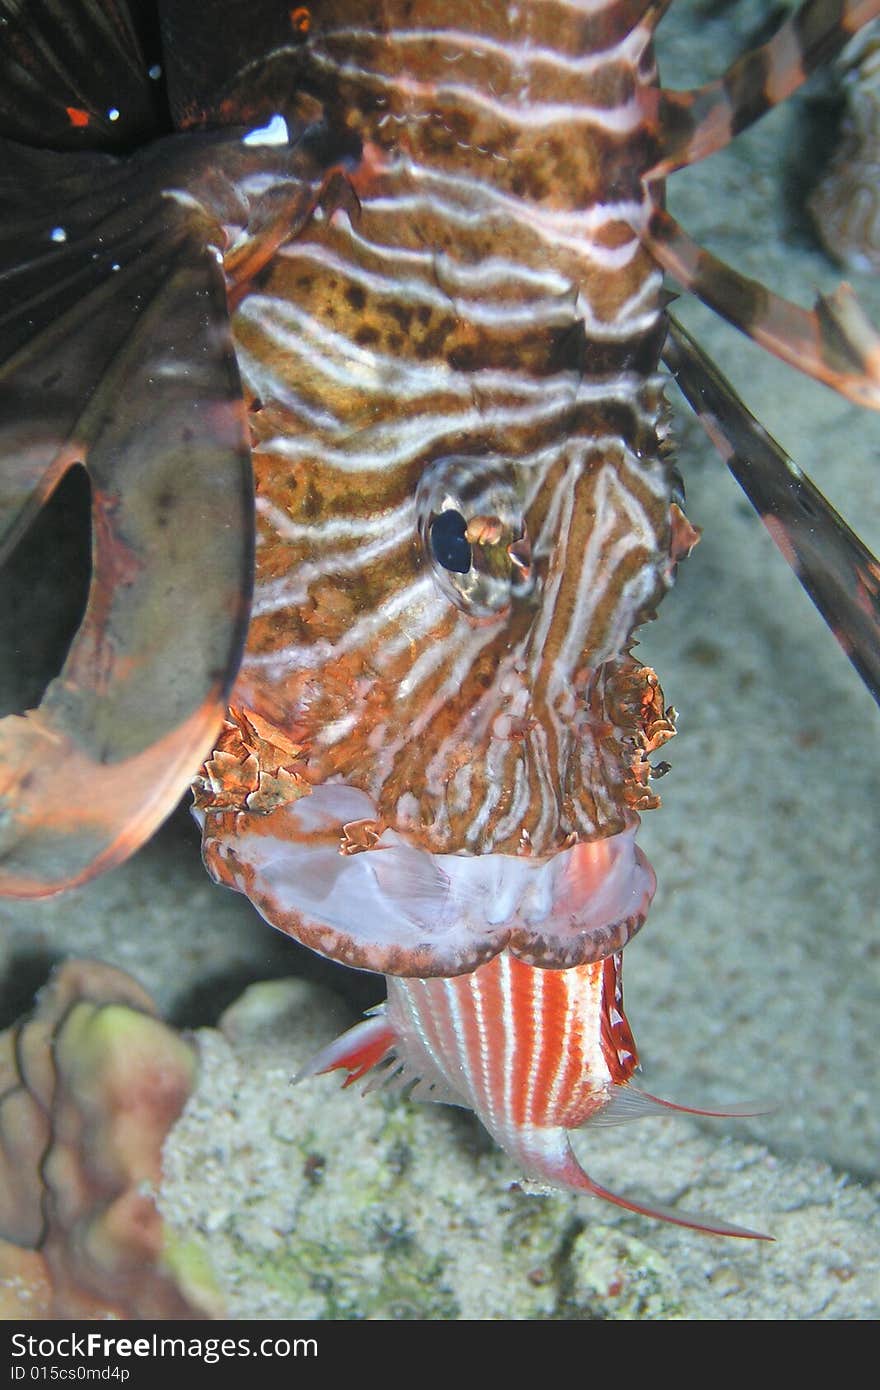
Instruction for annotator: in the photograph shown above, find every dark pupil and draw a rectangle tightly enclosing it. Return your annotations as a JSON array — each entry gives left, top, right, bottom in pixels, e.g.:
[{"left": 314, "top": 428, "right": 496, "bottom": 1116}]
[{"left": 430, "top": 510, "right": 471, "bottom": 574}]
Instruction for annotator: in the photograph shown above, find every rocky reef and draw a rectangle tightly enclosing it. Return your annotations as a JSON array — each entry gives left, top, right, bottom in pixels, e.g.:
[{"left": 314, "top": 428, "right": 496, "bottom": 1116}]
[{"left": 0, "top": 959, "right": 220, "bottom": 1319}]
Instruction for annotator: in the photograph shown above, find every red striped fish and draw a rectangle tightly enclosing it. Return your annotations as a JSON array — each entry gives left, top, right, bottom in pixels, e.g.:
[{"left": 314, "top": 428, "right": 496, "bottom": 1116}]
[{"left": 299, "top": 949, "right": 766, "bottom": 1237}]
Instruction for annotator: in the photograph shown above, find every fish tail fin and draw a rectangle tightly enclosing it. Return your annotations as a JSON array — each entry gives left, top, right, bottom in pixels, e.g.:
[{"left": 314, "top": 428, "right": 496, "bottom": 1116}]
[{"left": 519, "top": 1129, "right": 771, "bottom": 1241}]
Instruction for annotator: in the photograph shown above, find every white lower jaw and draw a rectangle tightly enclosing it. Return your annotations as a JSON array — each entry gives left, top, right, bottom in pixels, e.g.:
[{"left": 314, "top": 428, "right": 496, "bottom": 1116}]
[{"left": 197, "top": 784, "right": 656, "bottom": 976}]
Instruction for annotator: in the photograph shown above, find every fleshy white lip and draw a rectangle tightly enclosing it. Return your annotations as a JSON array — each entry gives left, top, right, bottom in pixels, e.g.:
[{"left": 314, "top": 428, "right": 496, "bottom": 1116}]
[{"left": 198, "top": 785, "right": 656, "bottom": 976}]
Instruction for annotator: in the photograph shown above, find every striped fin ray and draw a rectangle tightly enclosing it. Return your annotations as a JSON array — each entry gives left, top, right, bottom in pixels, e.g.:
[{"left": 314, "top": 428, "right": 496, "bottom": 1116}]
[
  {"left": 663, "top": 315, "right": 880, "bottom": 705},
  {"left": 646, "top": 0, "right": 880, "bottom": 178},
  {"left": 641, "top": 0, "right": 880, "bottom": 410},
  {"left": 642, "top": 208, "right": 880, "bottom": 409},
  {"left": 294, "top": 1007, "right": 464, "bottom": 1106}
]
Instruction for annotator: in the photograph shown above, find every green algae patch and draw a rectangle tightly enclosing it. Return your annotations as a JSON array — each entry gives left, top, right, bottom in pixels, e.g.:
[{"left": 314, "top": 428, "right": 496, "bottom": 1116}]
[{"left": 160, "top": 1226, "right": 226, "bottom": 1319}]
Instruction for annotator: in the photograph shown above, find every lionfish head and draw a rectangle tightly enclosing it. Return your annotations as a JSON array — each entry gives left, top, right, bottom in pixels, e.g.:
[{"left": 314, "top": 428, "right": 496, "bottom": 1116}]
[
  {"left": 192, "top": 4, "right": 695, "bottom": 978},
  {"left": 195, "top": 427, "right": 692, "bottom": 977}
]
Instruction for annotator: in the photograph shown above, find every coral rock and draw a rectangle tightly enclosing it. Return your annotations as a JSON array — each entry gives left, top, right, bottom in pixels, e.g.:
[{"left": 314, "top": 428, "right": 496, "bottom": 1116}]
[{"left": 0, "top": 959, "right": 222, "bottom": 1319}]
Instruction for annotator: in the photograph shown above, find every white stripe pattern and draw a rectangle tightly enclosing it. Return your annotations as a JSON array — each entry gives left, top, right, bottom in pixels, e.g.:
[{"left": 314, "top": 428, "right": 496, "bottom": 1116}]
[{"left": 232, "top": 1, "right": 674, "bottom": 857}]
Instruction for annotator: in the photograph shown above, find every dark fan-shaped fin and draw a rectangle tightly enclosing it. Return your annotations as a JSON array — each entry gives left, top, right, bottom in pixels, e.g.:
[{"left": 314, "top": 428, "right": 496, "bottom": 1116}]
[
  {"left": 0, "top": 0, "right": 168, "bottom": 151},
  {"left": 0, "top": 137, "right": 254, "bottom": 895},
  {"left": 663, "top": 315, "right": 880, "bottom": 706},
  {"left": 0, "top": 0, "right": 371, "bottom": 896}
]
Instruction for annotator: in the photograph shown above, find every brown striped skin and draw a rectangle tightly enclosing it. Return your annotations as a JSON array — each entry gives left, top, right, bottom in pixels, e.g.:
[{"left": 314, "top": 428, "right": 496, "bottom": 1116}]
[
  {"left": 200, "top": 0, "right": 679, "bottom": 876},
  {"left": 197, "top": 1, "right": 880, "bottom": 988}
]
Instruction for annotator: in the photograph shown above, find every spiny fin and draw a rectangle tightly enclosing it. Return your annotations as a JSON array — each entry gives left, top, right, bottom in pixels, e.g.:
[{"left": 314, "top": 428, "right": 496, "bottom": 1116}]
[
  {"left": 663, "top": 314, "right": 880, "bottom": 705},
  {"left": 647, "top": 0, "right": 880, "bottom": 178},
  {"left": 0, "top": 0, "right": 339, "bottom": 896},
  {"left": 294, "top": 1014, "right": 397, "bottom": 1089},
  {"left": 0, "top": 0, "right": 166, "bottom": 151},
  {"left": 0, "top": 0, "right": 305, "bottom": 147},
  {"left": 644, "top": 208, "right": 880, "bottom": 409},
  {"left": 0, "top": 145, "right": 254, "bottom": 896},
  {"left": 294, "top": 1010, "right": 463, "bottom": 1106}
]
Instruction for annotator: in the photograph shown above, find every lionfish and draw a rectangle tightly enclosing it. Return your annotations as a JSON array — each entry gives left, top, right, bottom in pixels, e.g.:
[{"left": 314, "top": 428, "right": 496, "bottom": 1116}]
[{"left": 2, "top": 0, "right": 879, "bottom": 1239}]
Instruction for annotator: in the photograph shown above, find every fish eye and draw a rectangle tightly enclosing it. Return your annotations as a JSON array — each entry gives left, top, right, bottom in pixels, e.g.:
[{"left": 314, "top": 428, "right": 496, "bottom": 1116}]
[
  {"left": 429, "top": 509, "right": 472, "bottom": 574},
  {"left": 416, "top": 455, "right": 533, "bottom": 619}
]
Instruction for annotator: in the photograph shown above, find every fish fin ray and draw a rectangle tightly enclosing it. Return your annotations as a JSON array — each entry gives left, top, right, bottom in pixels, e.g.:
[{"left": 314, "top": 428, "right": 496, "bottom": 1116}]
[
  {"left": 587, "top": 1083, "right": 773, "bottom": 1127},
  {"left": 540, "top": 1134, "right": 771, "bottom": 1240},
  {"left": 573, "top": 1172, "right": 772, "bottom": 1240},
  {"left": 663, "top": 314, "right": 880, "bottom": 704},
  {"left": 293, "top": 1013, "right": 398, "bottom": 1089},
  {"left": 646, "top": 209, "right": 880, "bottom": 408},
  {"left": 0, "top": 160, "right": 253, "bottom": 896},
  {"left": 648, "top": 0, "right": 870, "bottom": 177},
  {"left": 0, "top": 0, "right": 165, "bottom": 150},
  {"left": 295, "top": 1010, "right": 462, "bottom": 1106}
]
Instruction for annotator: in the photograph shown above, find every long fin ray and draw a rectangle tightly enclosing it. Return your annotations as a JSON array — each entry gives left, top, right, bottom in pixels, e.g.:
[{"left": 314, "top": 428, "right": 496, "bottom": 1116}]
[
  {"left": 0, "top": 148, "right": 254, "bottom": 896},
  {"left": 644, "top": 209, "right": 880, "bottom": 409},
  {"left": 647, "top": 0, "right": 880, "bottom": 178},
  {"left": 663, "top": 314, "right": 880, "bottom": 705},
  {"left": 588, "top": 1083, "right": 773, "bottom": 1126},
  {"left": 550, "top": 1135, "right": 771, "bottom": 1240}
]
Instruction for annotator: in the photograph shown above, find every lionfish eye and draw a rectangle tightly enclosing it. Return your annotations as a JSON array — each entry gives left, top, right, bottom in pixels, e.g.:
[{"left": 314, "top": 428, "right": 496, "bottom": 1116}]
[
  {"left": 429, "top": 509, "right": 471, "bottom": 574},
  {"left": 416, "top": 455, "right": 533, "bottom": 619}
]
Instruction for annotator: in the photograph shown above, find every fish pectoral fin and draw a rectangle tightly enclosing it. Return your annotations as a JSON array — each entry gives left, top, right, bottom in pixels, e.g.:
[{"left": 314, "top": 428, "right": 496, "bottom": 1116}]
[
  {"left": 0, "top": 150, "right": 254, "bottom": 897},
  {"left": 663, "top": 314, "right": 880, "bottom": 706}
]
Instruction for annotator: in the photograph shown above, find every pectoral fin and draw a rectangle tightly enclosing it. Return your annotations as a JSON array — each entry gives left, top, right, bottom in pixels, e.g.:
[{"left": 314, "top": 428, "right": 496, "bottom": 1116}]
[{"left": 0, "top": 150, "right": 253, "bottom": 895}]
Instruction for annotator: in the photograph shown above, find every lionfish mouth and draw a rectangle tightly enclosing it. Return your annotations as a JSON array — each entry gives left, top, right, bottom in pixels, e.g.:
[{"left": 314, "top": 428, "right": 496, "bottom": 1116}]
[{"left": 197, "top": 785, "right": 656, "bottom": 977}]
